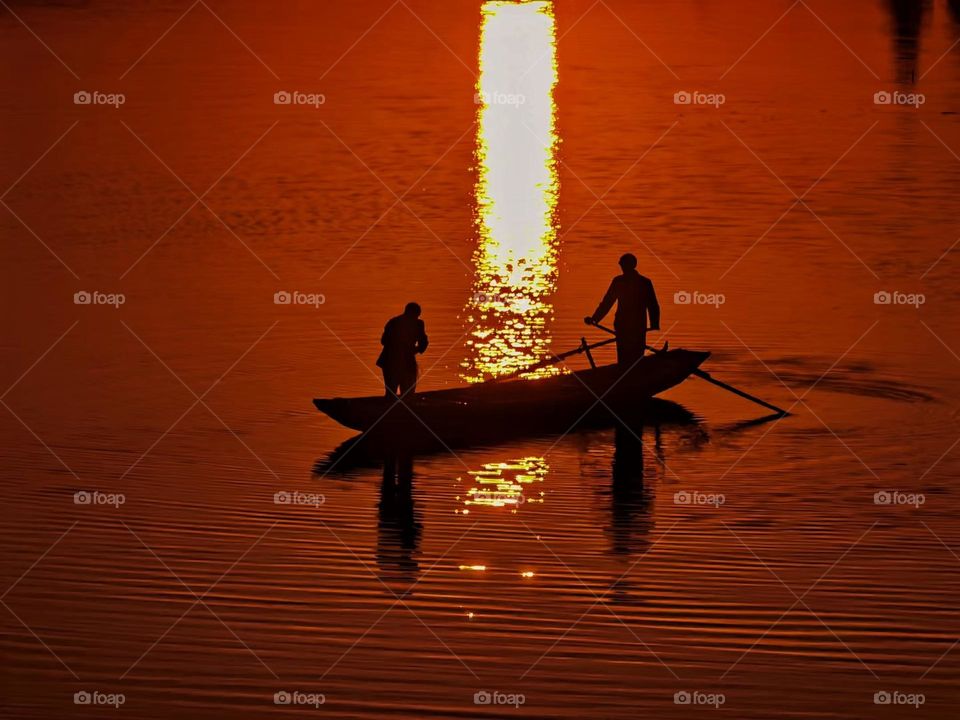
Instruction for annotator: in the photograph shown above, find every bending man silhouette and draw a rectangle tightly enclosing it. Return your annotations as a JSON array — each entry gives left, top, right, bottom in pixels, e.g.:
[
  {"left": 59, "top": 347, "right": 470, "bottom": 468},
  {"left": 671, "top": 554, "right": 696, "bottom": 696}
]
[
  {"left": 585, "top": 253, "right": 660, "bottom": 366},
  {"left": 377, "top": 302, "right": 429, "bottom": 398}
]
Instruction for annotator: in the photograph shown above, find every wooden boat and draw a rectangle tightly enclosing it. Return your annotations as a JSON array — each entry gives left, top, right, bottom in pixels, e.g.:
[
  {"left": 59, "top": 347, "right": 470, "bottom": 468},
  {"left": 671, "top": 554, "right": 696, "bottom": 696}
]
[
  {"left": 314, "top": 349, "right": 709, "bottom": 442},
  {"left": 313, "top": 396, "right": 698, "bottom": 476}
]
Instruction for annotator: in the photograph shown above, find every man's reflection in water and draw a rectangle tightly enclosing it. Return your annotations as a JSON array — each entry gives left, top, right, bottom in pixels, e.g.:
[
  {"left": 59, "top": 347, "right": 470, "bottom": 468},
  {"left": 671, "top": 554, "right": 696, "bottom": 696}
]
[
  {"left": 950, "top": 0, "right": 960, "bottom": 26},
  {"left": 605, "top": 422, "right": 659, "bottom": 604},
  {"left": 885, "top": 0, "right": 930, "bottom": 83},
  {"left": 376, "top": 455, "right": 421, "bottom": 595}
]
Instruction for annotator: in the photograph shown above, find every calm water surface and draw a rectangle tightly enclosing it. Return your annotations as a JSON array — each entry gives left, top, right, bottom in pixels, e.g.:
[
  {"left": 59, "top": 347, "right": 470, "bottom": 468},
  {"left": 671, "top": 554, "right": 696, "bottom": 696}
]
[{"left": 3, "top": 0, "right": 960, "bottom": 717}]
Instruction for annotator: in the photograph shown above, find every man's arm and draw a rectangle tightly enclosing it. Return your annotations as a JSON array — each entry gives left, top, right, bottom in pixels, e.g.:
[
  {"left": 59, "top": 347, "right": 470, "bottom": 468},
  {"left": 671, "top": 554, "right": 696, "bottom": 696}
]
[
  {"left": 416, "top": 321, "right": 429, "bottom": 354},
  {"left": 646, "top": 279, "right": 661, "bottom": 330},
  {"left": 380, "top": 319, "right": 392, "bottom": 346},
  {"left": 589, "top": 279, "right": 619, "bottom": 324}
]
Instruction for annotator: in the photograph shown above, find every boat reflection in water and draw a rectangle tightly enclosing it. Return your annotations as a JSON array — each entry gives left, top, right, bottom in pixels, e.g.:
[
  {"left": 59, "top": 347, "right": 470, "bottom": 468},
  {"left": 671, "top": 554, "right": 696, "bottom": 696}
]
[
  {"left": 462, "top": 0, "right": 560, "bottom": 384},
  {"left": 312, "top": 409, "right": 704, "bottom": 598}
]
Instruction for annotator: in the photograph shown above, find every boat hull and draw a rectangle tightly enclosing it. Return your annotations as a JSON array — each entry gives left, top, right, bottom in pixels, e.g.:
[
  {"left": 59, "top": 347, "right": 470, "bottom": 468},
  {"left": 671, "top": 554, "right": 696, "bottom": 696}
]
[{"left": 314, "top": 349, "right": 709, "bottom": 442}]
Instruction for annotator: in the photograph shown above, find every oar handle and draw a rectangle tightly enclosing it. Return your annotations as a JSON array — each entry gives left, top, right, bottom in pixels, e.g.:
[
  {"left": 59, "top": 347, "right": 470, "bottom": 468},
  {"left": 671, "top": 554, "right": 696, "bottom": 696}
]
[
  {"left": 489, "top": 336, "right": 618, "bottom": 383},
  {"left": 590, "top": 321, "right": 652, "bottom": 335}
]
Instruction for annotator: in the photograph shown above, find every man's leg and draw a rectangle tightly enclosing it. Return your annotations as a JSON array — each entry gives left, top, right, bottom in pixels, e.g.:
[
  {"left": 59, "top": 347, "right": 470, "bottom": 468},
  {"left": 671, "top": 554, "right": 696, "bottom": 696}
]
[
  {"left": 615, "top": 332, "right": 645, "bottom": 366},
  {"left": 383, "top": 368, "right": 399, "bottom": 398},
  {"left": 397, "top": 364, "right": 418, "bottom": 397}
]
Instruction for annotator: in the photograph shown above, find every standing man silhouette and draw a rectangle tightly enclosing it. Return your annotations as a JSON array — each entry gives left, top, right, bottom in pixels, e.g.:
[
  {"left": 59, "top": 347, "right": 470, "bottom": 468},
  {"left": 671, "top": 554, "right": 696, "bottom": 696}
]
[
  {"left": 585, "top": 253, "right": 660, "bottom": 366},
  {"left": 377, "top": 302, "right": 429, "bottom": 398}
]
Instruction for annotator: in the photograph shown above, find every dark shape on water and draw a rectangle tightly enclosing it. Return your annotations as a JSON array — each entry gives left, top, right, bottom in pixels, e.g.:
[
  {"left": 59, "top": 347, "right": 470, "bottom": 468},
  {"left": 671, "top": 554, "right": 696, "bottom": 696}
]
[
  {"left": 377, "top": 302, "right": 428, "bottom": 398},
  {"left": 603, "top": 422, "right": 658, "bottom": 604},
  {"left": 609, "top": 423, "right": 655, "bottom": 556},
  {"left": 314, "top": 350, "right": 708, "bottom": 445},
  {"left": 312, "top": 396, "right": 699, "bottom": 477},
  {"left": 715, "top": 412, "right": 792, "bottom": 434},
  {"left": 586, "top": 253, "right": 661, "bottom": 365},
  {"left": 951, "top": 0, "right": 960, "bottom": 25},
  {"left": 884, "top": 0, "right": 931, "bottom": 83},
  {"left": 376, "top": 454, "right": 421, "bottom": 591}
]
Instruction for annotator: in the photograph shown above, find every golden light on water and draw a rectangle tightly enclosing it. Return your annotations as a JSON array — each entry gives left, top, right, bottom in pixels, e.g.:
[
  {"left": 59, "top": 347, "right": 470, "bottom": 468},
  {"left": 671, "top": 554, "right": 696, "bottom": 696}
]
[
  {"left": 462, "top": 0, "right": 560, "bottom": 383},
  {"left": 461, "top": 457, "right": 548, "bottom": 512}
]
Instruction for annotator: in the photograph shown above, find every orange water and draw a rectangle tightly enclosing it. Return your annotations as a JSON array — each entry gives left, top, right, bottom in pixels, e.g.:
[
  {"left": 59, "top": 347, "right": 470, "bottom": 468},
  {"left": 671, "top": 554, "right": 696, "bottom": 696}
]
[{"left": 3, "top": 1, "right": 960, "bottom": 717}]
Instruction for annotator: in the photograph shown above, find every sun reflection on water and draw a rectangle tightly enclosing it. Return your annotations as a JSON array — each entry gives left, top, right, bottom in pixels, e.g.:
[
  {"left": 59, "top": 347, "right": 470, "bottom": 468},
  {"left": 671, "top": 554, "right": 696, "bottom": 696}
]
[
  {"left": 457, "top": 456, "right": 548, "bottom": 513},
  {"left": 462, "top": 0, "right": 560, "bottom": 383}
]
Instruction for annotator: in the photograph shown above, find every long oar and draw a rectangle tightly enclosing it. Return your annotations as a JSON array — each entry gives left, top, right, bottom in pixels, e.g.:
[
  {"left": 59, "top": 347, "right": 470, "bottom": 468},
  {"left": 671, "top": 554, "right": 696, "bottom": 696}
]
[
  {"left": 590, "top": 322, "right": 789, "bottom": 416},
  {"left": 490, "top": 336, "right": 618, "bottom": 383}
]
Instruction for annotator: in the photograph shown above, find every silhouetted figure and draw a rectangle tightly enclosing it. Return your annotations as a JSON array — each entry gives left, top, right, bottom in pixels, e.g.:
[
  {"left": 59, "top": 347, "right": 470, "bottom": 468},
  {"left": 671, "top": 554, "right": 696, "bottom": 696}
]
[
  {"left": 885, "top": 0, "right": 930, "bottom": 83},
  {"left": 949, "top": 0, "right": 960, "bottom": 26},
  {"left": 377, "top": 302, "right": 428, "bottom": 398},
  {"left": 376, "top": 454, "right": 421, "bottom": 592},
  {"left": 585, "top": 253, "right": 660, "bottom": 366}
]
